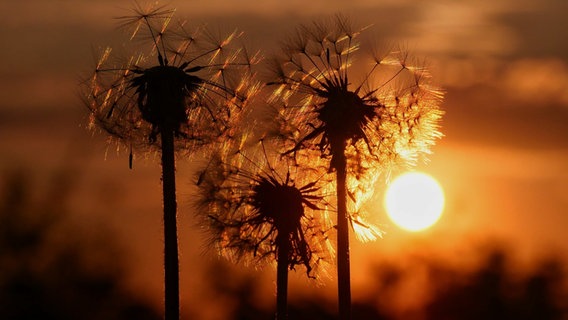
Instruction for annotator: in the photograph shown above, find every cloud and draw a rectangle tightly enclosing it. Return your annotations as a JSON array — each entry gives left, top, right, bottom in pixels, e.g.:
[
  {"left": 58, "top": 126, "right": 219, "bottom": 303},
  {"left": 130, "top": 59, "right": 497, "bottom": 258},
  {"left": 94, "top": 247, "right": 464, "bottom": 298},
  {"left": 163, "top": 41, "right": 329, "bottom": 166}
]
[
  {"left": 503, "top": 58, "right": 568, "bottom": 106},
  {"left": 436, "top": 56, "right": 568, "bottom": 106},
  {"left": 401, "top": 1, "right": 520, "bottom": 56}
]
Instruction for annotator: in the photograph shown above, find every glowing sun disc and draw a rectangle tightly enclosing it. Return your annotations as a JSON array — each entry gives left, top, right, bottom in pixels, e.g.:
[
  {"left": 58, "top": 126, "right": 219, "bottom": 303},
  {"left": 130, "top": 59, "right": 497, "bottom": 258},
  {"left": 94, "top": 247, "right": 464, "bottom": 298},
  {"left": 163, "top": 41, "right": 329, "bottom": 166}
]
[{"left": 384, "top": 172, "right": 445, "bottom": 232}]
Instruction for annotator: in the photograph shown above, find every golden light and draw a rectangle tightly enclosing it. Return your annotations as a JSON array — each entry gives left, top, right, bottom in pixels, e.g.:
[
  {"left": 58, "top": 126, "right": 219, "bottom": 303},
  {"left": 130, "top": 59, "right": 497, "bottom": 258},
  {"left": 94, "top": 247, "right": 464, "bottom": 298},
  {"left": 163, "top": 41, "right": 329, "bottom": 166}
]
[{"left": 384, "top": 172, "right": 445, "bottom": 232}]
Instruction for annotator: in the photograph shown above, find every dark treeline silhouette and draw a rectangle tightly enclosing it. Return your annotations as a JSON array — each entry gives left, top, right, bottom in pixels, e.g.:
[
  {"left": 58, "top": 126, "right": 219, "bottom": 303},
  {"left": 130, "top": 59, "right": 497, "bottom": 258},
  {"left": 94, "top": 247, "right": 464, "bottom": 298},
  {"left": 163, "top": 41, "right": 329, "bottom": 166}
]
[
  {"left": 0, "top": 169, "right": 160, "bottom": 320},
  {"left": 203, "top": 248, "right": 567, "bottom": 320},
  {"left": 2, "top": 165, "right": 566, "bottom": 319},
  {"left": 424, "top": 250, "right": 566, "bottom": 320}
]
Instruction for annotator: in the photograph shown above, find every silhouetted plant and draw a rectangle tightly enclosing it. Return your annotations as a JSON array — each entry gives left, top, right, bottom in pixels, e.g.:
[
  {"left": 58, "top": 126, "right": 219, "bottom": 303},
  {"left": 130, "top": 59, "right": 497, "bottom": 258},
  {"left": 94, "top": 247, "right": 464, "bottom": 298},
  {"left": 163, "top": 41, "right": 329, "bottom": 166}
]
[
  {"left": 268, "top": 15, "right": 443, "bottom": 319},
  {"left": 0, "top": 169, "right": 161, "bottom": 320},
  {"left": 424, "top": 250, "right": 567, "bottom": 320},
  {"left": 204, "top": 245, "right": 567, "bottom": 320},
  {"left": 196, "top": 137, "right": 333, "bottom": 320},
  {"left": 82, "top": 3, "right": 258, "bottom": 319}
]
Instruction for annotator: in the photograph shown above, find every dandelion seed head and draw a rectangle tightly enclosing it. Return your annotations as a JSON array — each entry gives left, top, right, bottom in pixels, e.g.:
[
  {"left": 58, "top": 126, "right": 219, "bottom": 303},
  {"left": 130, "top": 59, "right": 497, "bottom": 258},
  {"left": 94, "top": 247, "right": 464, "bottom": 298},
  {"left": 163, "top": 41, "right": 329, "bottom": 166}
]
[
  {"left": 83, "top": 3, "right": 259, "bottom": 157},
  {"left": 196, "top": 137, "right": 333, "bottom": 278},
  {"left": 269, "top": 15, "right": 444, "bottom": 241},
  {"left": 252, "top": 178, "right": 305, "bottom": 234}
]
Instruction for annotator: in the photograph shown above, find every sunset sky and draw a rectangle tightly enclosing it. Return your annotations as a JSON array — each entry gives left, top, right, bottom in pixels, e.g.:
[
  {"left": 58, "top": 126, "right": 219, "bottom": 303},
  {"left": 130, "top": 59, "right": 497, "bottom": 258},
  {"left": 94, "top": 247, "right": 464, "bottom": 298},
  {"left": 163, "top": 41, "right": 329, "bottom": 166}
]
[{"left": 1, "top": 0, "right": 567, "bottom": 318}]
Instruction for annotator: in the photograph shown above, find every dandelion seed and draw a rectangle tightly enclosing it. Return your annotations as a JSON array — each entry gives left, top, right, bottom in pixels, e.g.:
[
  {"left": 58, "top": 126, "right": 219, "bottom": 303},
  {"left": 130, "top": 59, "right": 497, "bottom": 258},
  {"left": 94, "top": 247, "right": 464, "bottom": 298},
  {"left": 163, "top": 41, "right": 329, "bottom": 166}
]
[{"left": 268, "top": 15, "right": 444, "bottom": 319}]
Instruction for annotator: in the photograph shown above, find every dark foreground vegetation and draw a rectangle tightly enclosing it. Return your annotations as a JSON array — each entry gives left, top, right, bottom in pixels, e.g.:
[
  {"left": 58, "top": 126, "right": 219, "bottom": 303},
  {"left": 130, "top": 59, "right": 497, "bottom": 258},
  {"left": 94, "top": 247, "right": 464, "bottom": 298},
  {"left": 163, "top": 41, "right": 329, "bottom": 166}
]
[{"left": 1, "top": 167, "right": 566, "bottom": 319}]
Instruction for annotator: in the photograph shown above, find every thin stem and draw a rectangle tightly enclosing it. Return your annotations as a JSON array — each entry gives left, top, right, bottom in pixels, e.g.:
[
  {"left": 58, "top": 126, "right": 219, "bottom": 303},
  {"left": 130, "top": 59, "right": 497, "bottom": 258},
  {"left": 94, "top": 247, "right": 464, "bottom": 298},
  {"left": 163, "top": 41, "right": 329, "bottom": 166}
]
[
  {"left": 276, "top": 233, "right": 290, "bottom": 320},
  {"left": 335, "top": 149, "right": 351, "bottom": 320},
  {"left": 161, "top": 125, "right": 180, "bottom": 320}
]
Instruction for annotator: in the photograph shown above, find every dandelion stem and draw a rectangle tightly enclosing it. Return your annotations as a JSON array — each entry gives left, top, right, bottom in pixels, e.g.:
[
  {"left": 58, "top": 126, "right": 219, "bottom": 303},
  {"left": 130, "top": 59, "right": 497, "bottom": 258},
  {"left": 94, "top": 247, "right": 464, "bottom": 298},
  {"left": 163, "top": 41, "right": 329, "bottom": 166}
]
[
  {"left": 276, "top": 233, "right": 290, "bottom": 320},
  {"left": 160, "top": 125, "right": 180, "bottom": 320},
  {"left": 335, "top": 150, "right": 351, "bottom": 320}
]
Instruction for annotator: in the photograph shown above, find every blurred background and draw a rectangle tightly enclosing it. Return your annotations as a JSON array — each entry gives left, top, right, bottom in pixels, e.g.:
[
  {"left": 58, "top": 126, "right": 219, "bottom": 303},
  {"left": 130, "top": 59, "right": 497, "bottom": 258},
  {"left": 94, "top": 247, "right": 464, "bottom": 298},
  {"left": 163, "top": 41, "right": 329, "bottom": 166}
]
[{"left": 1, "top": 0, "right": 567, "bottom": 318}]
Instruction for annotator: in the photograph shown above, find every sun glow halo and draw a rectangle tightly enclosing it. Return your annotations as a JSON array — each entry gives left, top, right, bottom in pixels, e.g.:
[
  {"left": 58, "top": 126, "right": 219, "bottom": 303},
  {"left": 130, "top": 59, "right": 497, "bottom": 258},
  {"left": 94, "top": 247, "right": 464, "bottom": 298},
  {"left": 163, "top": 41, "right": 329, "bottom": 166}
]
[{"left": 384, "top": 172, "right": 445, "bottom": 232}]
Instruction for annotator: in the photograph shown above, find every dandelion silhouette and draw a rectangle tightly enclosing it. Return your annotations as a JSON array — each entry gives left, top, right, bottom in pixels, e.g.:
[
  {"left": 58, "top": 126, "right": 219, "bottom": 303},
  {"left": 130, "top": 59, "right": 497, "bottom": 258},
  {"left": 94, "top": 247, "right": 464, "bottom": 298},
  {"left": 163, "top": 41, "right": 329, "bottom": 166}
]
[
  {"left": 83, "top": 3, "right": 258, "bottom": 319},
  {"left": 196, "top": 138, "right": 333, "bottom": 320},
  {"left": 268, "top": 15, "right": 444, "bottom": 319}
]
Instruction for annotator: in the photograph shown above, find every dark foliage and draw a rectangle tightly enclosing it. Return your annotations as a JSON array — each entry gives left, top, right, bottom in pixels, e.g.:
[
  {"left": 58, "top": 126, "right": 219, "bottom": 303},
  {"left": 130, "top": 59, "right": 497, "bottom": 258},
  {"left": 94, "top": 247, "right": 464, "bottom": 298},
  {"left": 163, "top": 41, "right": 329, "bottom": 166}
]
[
  {"left": 424, "top": 250, "right": 566, "bottom": 320},
  {"left": 0, "top": 169, "right": 160, "bottom": 320},
  {"left": 202, "top": 247, "right": 567, "bottom": 319}
]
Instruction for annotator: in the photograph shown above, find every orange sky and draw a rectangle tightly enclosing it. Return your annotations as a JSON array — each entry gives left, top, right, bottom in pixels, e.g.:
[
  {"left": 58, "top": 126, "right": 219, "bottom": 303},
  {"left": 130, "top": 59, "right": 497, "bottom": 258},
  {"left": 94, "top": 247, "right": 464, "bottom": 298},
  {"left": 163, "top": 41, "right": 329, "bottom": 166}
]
[{"left": 1, "top": 0, "right": 567, "bottom": 318}]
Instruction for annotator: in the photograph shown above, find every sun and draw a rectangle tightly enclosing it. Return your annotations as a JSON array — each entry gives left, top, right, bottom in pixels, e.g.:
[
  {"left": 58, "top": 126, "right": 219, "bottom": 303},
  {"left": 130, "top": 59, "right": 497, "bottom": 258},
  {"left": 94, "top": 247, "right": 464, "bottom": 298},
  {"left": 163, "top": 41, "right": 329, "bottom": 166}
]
[{"left": 384, "top": 172, "right": 445, "bottom": 232}]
